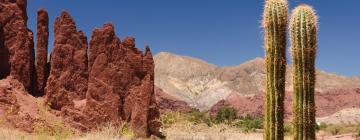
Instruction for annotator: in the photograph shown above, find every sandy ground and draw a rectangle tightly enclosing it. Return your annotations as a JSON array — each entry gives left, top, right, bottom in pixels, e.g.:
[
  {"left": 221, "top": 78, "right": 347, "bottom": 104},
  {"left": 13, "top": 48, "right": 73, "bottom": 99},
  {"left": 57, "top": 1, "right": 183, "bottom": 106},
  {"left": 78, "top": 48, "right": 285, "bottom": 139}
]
[
  {"left": 317, "top": 134, "right": 359, "bottom": 140},
  {"left": 164, "top": 133, "right": 359, "bottom": 140}
]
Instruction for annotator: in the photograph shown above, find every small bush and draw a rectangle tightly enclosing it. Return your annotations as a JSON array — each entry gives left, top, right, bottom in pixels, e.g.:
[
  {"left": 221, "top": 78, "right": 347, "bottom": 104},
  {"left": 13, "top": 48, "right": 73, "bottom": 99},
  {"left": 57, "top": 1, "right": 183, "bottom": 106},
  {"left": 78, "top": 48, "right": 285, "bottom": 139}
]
[
  {"left": 34, "top": 121, "right": 75, "bottom": 140},
  {"left": 215, "top": 106, "right": 237, "bottom": 124},
  {"left": 161, "top": 112, "right": 180, "bottom": 127},
  {"left": 284, "top": 122, "right": 292, "bottom": 136},
  {"left": 161, "top": 110, "right": 213, "bottom": 127},
  {"left": 317, "top": 122, "right": 328, "bottom": 131},
  {"left": 327, "top": 125, "right": 340, "bottom": 135},
  {"left": 120, "top": 123, "right": 136, "bottom": 138},
  {"left": 188, "top": 109, "right": 213, "bottom": 126},
  {"left": 234, "top": 116, "right": 263, "bottom": 132},
  {"left": 356, "top": 125, "right": 360, "bottom": 137}
]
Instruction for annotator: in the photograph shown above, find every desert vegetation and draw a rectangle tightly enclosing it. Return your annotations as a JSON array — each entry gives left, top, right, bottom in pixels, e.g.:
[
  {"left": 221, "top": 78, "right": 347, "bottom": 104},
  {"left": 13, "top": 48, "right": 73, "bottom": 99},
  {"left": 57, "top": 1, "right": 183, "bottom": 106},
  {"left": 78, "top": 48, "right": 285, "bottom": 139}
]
[
  {"left": 0, "top": 124, "right": 136, "bottom": 140},
  {"left": 263, "top": 0, "right": 319, "bottom": 139},
  {"left": 1, "top": 107, "right": 359, "bottom": 140},
  {"left": 263, "top": 0, "right": 288, "bottom": 139},
  {"left": 290, "top": 5, "right": 318, "bottom": 140}
]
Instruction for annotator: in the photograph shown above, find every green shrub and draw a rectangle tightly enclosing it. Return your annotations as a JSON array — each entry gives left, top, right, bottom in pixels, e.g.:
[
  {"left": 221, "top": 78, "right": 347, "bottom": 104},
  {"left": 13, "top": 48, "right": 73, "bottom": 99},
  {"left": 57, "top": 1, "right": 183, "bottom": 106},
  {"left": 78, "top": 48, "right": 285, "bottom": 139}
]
[
  {"left": 34, "top": 121, "right": 75, "bottom": 140},
  {"left": 235, "top": 116, "right": 263, "bottom": 132},
  {"left": 161, "top": 112, "right": 180, "bottom": 127},
  {"left": 120, "top": 123, "right": 135, "bottom": 138},
  {"left": 215, "top": 106, "right": 237, "bottom": 124},
  {"left": 188, "top": 109, "right": 213, "bottom": 126},
  {"left": 284, "top": 122, "right": 293, "bottom": 136}
]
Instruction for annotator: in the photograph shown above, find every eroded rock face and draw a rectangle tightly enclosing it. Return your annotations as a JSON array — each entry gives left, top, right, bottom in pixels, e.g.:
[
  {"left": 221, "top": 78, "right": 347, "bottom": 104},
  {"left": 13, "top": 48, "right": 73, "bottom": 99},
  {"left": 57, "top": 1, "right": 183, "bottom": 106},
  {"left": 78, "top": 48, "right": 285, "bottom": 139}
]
[
  {"left": 123, "top": 47, "right": 160, "bottom": 137},
  {"left": 0, "top": 76, "right": 73, "bottom": 133},
  {"left": 45, "top": 11, "right": 88, "bottom": 110},
  {"left": 0, "top": 0, "right": 35, "bottom": 92},
  {"left": 80, "top": 23, "right": 123, "bottom": 130},
  {"left": 76, "top": 24, "right": 162, "bottom": 137},
  {"left": 0, "top": 77, "right": 30, "bottom": 132},
  {"left": 35, "top": 9, "right": 49, "bottom": 96},
  {"left": 0, "top": 1, "right": 161, "bottom": 137}
]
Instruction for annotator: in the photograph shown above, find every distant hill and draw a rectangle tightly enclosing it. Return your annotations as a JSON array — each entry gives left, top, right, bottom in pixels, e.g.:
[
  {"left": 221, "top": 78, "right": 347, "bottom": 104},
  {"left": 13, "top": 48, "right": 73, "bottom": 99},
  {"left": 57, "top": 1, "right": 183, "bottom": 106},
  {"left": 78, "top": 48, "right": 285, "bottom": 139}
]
[{"left": 154, "top": 52, "right": 360, "bottom": 111}]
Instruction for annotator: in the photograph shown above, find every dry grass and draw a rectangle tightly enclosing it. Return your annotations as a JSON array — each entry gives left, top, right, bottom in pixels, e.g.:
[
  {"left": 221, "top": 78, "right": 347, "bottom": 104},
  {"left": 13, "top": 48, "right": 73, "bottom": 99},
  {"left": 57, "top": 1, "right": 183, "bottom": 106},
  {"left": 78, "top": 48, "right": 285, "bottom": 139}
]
[
  {"left": 69, "top": 123, "right": 135, "bottom": 140},
  {"left": 0, "top": 123, "right": 136, "bottom": 140},
  {"left": 163, "top": 123, "right": 263, "bottom": 140},
  {"left": 0, "top": 127, "right": 38, "bottom": 140},
  {"left": 0, "top": 111, "right": 266, "bottom": 140},
  {"left": 161, "top": 111, "right": 266, "bottom": 140},
  {"left": 1, "top": 111, "right": 359, "bottom": 140}
]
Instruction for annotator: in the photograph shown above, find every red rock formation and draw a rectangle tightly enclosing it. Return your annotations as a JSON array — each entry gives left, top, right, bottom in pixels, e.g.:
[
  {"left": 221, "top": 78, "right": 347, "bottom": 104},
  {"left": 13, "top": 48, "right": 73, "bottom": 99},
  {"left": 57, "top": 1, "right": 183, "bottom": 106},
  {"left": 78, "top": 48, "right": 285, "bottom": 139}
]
[
  {"left": 0, "top": 77, "right": 30, "bottom": 131},
  {"left": 0, "top": 76, "right": 73, "bottom": 133},
  {"left": 209, "top": 89, "right": 360, "bottom": 119},
  {"left": 123, "top": 47, "right": 162, "bottom": 137},
  {"left": 76, "top": 24, "right": 162, "bottom": 137},
  {"left": 45, "top": 11, "right": 88, "bottom": 110},
  {"left": 155, "top": 86, "right": 192, "bottom": 113},
  {"left": 35, "top": 9, "right": 49, "bottom": 96},
  {"left": 0, "top": 1, "right": 161, "bottom": 137},
  {"left": 80, "top": 23, "right": 123, "bottom": 130},
  {"left": 0, "top": 0, "right": 35, "bottom": 92}
]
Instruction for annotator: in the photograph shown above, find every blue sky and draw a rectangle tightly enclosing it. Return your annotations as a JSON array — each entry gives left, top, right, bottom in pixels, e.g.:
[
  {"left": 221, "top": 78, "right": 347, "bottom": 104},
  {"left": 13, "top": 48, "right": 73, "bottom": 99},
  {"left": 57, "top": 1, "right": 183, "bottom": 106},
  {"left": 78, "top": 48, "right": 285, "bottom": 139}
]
[{"left": 27, "top": 0, "right": 360, "bottom": 76}]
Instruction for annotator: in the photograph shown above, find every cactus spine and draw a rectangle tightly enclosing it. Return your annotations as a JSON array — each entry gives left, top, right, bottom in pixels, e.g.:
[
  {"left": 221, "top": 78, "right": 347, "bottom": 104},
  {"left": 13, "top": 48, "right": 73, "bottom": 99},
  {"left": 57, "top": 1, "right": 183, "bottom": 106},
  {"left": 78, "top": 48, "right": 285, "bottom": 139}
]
[
  {"left": 290, "top": 5, "right": 318, "bottom": 140},
  {"left": 262, "top": 0, "right": 288, "bottom": 139}
]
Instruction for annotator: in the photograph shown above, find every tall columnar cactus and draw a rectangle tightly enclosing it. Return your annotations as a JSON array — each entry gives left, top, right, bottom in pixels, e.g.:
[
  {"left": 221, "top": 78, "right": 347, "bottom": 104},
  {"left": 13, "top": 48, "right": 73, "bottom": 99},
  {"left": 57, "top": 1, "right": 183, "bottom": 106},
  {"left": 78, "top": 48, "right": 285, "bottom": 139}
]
[
  {"left": 290, "top": 4, "right": 318, "bottom": 140},
  {"left": 262, "top": 0, "right": 288, "bottom": 139}
]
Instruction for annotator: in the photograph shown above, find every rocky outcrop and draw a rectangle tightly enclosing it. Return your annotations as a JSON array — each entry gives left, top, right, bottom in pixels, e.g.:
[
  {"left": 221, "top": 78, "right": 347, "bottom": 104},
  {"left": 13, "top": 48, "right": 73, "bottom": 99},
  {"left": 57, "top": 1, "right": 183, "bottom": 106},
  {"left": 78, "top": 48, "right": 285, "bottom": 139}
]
[
  {"left": 44, "top": 11, "right": 88, "bottom": 110},
  {"left": 34, "top": 9, "right": 49, "bottom": 96},
  {"left": 155, "top": 86, "right": 192, "bottom": 113},
  {"left": 0, "top": 76, "right": 74, "bottom": 133},
  {"left": 123, "top": 46, "right": 162, "bottom": 137},
  {"left": 0, "top": 0, "right": 35, "bottom": 92},
  {"left": 78, "top": 24, "right": 123, "bottom": 130},
  {"left": 0, "top": 76, "right": 35, "bottom": 132},
  {"left": 0, "top": 1, "right": 161, "bottom": 137},
  {"left": 75, "top": 24, "right": 162, "bottom": 137}
]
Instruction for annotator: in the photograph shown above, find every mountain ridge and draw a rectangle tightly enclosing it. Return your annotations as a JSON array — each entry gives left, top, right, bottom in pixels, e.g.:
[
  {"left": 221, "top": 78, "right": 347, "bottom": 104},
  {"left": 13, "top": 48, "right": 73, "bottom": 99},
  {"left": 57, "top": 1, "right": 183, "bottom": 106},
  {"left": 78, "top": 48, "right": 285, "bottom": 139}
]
[{"left": 154, "top": 51, "right": 360, "bottom": 111}]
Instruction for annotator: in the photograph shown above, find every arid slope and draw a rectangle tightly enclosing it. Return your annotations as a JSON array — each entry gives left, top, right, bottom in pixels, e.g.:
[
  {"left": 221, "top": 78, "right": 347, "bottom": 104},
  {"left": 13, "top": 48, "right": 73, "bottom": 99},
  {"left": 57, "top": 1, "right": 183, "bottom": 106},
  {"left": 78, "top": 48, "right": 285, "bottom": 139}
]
[{"left": 155, "top": 52, "right": 360, "bottom": 112}]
